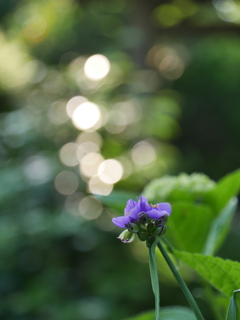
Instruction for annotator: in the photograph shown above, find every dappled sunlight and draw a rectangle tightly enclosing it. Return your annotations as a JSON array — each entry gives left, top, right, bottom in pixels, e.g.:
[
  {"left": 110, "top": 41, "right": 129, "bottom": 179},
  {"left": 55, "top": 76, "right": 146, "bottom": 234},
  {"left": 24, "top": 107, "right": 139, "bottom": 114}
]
[
  {"left": 131, "top": 141, "right": 156, "bottom": 168},
  {"left": 59, "top": 142, "right": 79, "bottom": 167},
  {"left": 147, "top": 45, "right": 186, "bottom": 80},
  {"left": 79, "top": 196, "right": 103, "bottom": 220},
  {"left": 98, "top": 159, "right": 123, "bottom": 184},
  {"left": 23, "top": 15, "right": 48, "bottom": 42},
  {"left": 104, "top": 110, "right": 128, "bottom": 134},
  {"left": 88, "top": 175, "right": 113, "bottom": 196},
  {"left": 214, "top": 0, "right": 240, "bottom": 22},
  {"left": 48, "top": 100, "right": 69, "bottom": 125},
  {"left": 54, "top": 171, "right": 79, "bottom": 195},
  {"left": 76, "top": 141, "right": 100, "bottom": 161},
  {"left": 66, "top": 96, "right": 88, "bottom": 118},
  {"left": 23, "top": 155, "right": 53, "bottom": 185},
  {"left": 84, "top": 54, "right": 111, "bottom": 81},
  {"left": 72, "top": 102, "right": 101, "bottom": 131},
  {"left": 4, "top": 0, "right": 238, "bottom": 318},
  {"left": 80, "top": 152, "right": 104, "bottom": 178}
]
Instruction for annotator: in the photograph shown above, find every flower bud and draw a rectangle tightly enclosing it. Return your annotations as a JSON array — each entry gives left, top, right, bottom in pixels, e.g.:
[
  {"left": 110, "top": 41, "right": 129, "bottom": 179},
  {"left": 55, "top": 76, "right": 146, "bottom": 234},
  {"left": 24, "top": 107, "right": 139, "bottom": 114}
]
[
  {"left": 117, "top": 230, "right": 135, "bottom": 243},
  {"left": 137, "top": 231, "right": 148, "bottom": 241},
  {"left": 126, "top": 222, "right": 139, "bottom": 233},
  {"left": 155, "top": 214, "right": 168, "bottom": 226},
  {"left": 138, "top": 212, "right": 149, "bottom": 224},
  {"left": 146, "top": 235, "right": 156, "bottom": 247},
  {"left": 153, "top": 226, "right": 165, "bottom": 236}
]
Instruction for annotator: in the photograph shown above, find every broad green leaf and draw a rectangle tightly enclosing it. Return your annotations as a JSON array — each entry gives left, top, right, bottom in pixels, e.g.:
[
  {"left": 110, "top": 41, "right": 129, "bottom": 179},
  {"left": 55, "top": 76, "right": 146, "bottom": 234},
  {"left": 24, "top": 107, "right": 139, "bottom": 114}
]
[
  {"left": 226, "top": 289, "right": 240, "bottom": 320},
  {"left": 95, "top": 190, "right": 138, "bottom": 211},
  {"left": 174, "top": 251, "right": 240, "bottom": 297},
  {"left": 203, "top": 197, "right": 238, "bottom": 255},
  {"left": 143, "top": 173, "right": 215, "bottom": 204},
  {"left": 122, "top": 306, "right": 196, "bottom": 320},
  {"left": 205, "top": 169, "right": 240, "bottom": 214},
  {"left": 166, "top": 203, "right": 214, "bottom": 253}
]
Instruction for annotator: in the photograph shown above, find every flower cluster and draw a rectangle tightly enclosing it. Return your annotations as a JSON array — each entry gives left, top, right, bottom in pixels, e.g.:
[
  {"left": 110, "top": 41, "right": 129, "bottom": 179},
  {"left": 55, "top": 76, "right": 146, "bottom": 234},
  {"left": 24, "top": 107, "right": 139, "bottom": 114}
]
[{"left": 112, "top": 196, "right": 172, "bottom": 246}]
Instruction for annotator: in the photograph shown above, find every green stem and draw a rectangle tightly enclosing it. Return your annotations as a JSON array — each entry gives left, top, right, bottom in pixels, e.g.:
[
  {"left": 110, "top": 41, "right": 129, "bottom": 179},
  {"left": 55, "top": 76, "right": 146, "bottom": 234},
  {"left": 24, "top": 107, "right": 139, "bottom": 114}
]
[
  {"left": 148, "top": 238, "right": 160, "bottom": 320},
  {"left": 157, "top": 240, "right": 205, "bottom": 320}
]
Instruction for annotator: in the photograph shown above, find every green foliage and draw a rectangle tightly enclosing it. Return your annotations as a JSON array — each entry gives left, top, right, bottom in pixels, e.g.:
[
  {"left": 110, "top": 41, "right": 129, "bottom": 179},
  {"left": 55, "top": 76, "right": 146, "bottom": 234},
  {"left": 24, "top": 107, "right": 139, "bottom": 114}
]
[
  {"left": 148, "top": 238, "right": 160, "bottom": 320},
  {"left": 226, "top": 290, "right": 240, "bottom": 320},
  {"left": 204, "top": 169, "right": 240, "bottom": 214},
  {"left": 143, "top": 173, "right": 216, "bottom": 203},
  {"left": 203, "top": 197, "right": 238, "bottom": 255},
  {"left": 122, "top": 306, "right": 196, "bottom": 320},
  {"left": 166, "top": 203, "right": 214, "bottom": 253},
  {"left": 143, "top": 171, "right": 239, "bottom": 254},
  {"left": 1, "top": 0, "right": 240, "bottom": 318},
  {"left": 174, "top": 251, "right": 240, "bottom": 298}
]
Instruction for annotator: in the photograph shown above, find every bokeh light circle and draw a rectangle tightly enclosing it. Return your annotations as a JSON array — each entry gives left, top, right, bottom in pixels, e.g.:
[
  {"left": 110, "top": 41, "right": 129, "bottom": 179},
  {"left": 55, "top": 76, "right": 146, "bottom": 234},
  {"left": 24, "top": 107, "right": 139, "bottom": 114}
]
[
  {"left": 54, "top": 171, "right": 79, "bottom": 195},
  {"left": 72, "top": 102, "right": 101, "bottom": 130},
  {"left": 84, "top": 54, "right": 110, "bottom": 81},
  {"left": 98, "top": 159, "right": 123, "bottom": 184}
]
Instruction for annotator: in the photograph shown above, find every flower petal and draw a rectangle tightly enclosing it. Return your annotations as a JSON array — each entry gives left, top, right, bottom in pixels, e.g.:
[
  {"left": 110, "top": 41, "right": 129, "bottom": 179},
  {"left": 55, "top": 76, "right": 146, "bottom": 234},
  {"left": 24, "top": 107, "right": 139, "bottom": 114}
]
[
  {"left": 145, "top": 209, "right": 168, "bottom": 219},
  {"left": 155, "top": 202, "right": 172, "bottom": 216},
  {"left": 139, "top": 196, "right": 152, "bottom": 212},
  {"left": 112, "top": 215, "right": 131, "bottom": 228},
  {"left": 128, "top": 202, "right": 142, "bottom": 220},
  {"left": 128, "top": 195, "right": 152, "bottom": 220},
  {"left": 124, "top": 199, "right": 138, "bottom": 215}
]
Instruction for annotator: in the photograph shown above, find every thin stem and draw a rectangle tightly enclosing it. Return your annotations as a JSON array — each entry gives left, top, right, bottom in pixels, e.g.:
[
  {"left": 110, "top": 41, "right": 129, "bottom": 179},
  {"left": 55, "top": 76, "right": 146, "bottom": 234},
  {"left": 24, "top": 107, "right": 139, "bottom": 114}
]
[
  {"left": 161, "top": 236, "right": 176, "bottom": 255},
  {"left": 157, "top": 240, "right": 205, "bottom": 320},
  {"left": 148, "top": 238, "right": 160, "bottom": 320}
]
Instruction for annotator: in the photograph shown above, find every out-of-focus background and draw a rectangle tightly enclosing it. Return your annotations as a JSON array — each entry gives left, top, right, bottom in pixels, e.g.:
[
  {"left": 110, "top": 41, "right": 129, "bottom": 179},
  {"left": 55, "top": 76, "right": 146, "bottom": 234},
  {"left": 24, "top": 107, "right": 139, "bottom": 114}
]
[{"left": 0, "top": 0, "right": 240, "bottom": 319}]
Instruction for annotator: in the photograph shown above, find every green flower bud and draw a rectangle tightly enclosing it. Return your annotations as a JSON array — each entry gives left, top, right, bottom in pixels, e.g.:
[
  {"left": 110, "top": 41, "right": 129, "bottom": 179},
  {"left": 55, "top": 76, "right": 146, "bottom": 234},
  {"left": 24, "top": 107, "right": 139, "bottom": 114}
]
[
  {"left": 137, "top": 231, "right": 148, "bottom": 241},
  {"left": 146, "top": 235, "right": 156, "bottom": 247},
  {"left": 153, "top": 226, "right": 165, "bottom": 236},
  {"left": 126, "top": 222, "right": 139, "bottom": 233},
  {"left": 117, "top": 230, "right": 135, "bottom": 243}
]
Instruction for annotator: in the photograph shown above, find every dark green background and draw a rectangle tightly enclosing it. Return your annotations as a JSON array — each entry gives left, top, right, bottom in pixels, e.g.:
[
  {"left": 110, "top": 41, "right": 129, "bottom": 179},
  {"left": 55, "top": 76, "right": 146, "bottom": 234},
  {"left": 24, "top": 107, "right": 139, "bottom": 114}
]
[{"left": 0, "top": 0, "right": 239, "bottom": 319}]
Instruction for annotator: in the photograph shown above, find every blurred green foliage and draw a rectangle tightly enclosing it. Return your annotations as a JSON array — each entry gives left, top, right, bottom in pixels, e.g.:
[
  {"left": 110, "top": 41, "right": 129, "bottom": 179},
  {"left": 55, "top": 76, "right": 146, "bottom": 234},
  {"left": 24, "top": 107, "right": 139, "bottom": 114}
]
[
  {"left": 0, "top": 0, "right": 240, "bottom": 319},
  {"left": 122, "top": 306, "right": 196, "bottom": 320},
  {"left": 143, "top": 171, "right": 239, "bottom": 254}
]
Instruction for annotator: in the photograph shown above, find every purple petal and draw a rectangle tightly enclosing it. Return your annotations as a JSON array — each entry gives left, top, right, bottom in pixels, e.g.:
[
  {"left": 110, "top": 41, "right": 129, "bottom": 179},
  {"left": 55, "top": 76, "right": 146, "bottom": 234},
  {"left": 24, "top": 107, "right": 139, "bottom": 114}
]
[
  {"left": 128, "top": 196, "right": 152, "bottom": 220},
  {"left": 112, "top": 216, "right": 131, "bottom": 228},
  {"left": 139, "top": 196, "right": 152, "bottom": 212},
  {"left": 128, "top": 202, "right": 142, "bottom": 220},
  {"left": 155, "top": 203, "right": 172, "bottom": 216},
  {"left": 124, "top": 199, "right": 138, "bottom": 215},
  {"left": 145, "top": 209, "right": 169, "bottom": 219}
]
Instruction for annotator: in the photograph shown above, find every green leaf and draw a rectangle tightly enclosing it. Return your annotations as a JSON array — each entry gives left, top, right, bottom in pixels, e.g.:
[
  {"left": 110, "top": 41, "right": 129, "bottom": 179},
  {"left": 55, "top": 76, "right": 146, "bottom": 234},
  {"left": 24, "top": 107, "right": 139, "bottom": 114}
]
[
  {"left": 205, "top": 169, "right": 240, "bottom": 214},
  {"left": 166, "top": 203, "right": 214, "bottom": 253},
  {"left": 143, "top": 173, "right": 215, "bottom": 204},
  {"left": 174, "top": 251, "right": 240, "bottom": 297},
  {"left": 122, "top": 306, "right": 196, "bottom": 320},
  {"left": 226, "top": 289, "right": 240, "bottom": 320},
  {"left": 149, "top": 238, "right": 160, "bottom": 320},
  {"left": 203, "top": 197, "right": 238, "bottom": 255}
]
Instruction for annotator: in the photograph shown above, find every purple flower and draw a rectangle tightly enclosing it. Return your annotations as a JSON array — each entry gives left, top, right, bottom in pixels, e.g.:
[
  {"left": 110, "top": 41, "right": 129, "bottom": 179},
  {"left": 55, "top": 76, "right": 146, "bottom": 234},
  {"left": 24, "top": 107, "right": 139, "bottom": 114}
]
[{"left": 112, "top": 196, "right": 172, "bottom": 228}]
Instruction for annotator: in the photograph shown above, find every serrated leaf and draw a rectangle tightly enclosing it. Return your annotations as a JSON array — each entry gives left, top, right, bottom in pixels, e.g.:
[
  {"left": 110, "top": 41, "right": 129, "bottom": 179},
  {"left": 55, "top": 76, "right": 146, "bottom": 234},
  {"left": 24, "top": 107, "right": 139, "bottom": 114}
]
[
  {"left": 226, "top": 289, "right": 240, "bottom": 320},
  {"left": 174, "top": 251, "right": 240, "bottom": 297},
  {"left": 203, "top": 197, "right": 238, "bottom": 255},
  {"left": 205, "top": 169, "right": 240, "bottom": 214},
  {"left": 122, "top": 306, "right": 196, "bottom": 320},
  {"left": 166, "top": 203, "right": 214, "bottom": 253}
]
